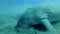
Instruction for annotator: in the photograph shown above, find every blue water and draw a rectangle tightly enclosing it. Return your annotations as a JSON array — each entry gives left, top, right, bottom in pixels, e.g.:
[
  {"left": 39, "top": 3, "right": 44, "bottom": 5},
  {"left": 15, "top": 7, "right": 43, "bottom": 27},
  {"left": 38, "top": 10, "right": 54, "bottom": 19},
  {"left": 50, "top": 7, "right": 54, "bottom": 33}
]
[{"left": 0, "top": 0, "right": 60, "bottom": 16}]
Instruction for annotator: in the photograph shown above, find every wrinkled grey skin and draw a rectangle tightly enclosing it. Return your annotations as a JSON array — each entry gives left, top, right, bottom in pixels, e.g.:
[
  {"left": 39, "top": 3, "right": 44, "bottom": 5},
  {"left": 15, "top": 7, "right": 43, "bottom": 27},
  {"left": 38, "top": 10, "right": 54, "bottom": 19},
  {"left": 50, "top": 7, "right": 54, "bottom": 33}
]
[{"left": 15, "top": 6, "right": 60, "bottom": 32}]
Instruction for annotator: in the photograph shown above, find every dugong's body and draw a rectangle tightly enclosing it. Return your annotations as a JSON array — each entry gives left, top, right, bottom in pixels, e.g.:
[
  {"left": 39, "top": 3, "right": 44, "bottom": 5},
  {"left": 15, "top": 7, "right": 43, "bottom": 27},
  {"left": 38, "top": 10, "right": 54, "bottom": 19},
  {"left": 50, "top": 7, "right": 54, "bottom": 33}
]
[{"left": 15, "top": 4, "right": 60, "bottom": 32}]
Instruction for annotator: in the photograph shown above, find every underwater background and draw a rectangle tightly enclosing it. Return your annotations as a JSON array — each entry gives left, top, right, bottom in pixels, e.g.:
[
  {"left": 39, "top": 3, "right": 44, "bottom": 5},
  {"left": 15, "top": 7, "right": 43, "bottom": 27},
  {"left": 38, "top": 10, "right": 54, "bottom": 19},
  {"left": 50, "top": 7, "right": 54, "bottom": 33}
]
[
  {"left": 0, "top": 0, "right": 60, "bottom": 16},
  {"left": 0, "top": 0, "right": 60, "bottom": 34}
]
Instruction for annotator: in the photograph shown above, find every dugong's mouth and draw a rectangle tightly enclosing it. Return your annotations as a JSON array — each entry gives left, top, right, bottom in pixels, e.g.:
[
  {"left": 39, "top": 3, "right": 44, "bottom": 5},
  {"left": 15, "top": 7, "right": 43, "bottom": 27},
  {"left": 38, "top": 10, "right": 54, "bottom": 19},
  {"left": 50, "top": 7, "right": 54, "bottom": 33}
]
[
  {"left": 29, "top": 18, "right": 55, "bottom": 32},
  {"left": 29, "top": 23, "right": 47, "bottom": 32}
]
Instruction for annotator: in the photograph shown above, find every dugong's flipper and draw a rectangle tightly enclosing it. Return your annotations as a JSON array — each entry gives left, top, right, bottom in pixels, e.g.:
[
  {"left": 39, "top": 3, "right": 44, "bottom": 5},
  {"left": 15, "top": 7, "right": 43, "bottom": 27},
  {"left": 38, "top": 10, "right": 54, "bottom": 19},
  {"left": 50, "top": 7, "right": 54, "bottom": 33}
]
[{"left": 42, "top": 19, "right": 55, "bottom": 31}]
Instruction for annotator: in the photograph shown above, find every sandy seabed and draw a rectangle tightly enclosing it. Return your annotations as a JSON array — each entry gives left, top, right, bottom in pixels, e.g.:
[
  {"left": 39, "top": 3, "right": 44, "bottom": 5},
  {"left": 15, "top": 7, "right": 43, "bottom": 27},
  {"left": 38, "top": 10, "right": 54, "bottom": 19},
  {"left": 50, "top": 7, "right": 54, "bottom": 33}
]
[{"left": 0, "top": 16, "right": 60, "bottom": 34}]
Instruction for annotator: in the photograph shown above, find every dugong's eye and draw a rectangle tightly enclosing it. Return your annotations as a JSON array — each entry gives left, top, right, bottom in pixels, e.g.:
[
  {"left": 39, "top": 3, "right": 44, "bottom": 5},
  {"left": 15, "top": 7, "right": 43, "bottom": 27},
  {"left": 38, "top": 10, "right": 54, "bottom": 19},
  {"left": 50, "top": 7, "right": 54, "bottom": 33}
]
[
  {"left": 43, "top": 7, "right": 51, "bottom": 13},
  {"left": 46, "top": 11, "right": 52, "bottom": 13}
]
